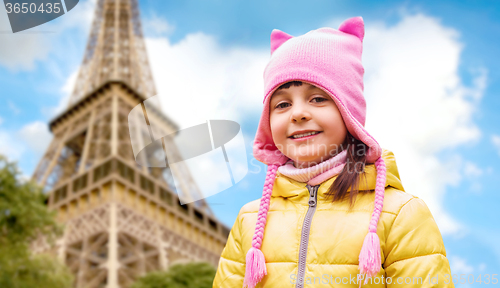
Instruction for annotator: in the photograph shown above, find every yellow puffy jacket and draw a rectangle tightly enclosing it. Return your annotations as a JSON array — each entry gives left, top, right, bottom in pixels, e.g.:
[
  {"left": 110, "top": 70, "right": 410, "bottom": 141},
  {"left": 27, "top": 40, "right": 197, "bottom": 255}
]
[{"left": 213, "top": 149, "right": 454, "bottom": 287}]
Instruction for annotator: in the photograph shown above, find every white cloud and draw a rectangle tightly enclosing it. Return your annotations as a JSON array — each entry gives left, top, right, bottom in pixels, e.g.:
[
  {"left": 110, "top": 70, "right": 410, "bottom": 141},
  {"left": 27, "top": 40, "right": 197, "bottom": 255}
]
[
  {"left": 0, "top": 130, "right": 24, "bottom": 161},
  {"left": 491, "top": 134, "right": 500, "bottom": 157},
  {"left": 450, "top": 255, "right": 475, "bottom": 274},
  {"left": 345, "top": 13, "right": 488, "bottom": 235},
  {"left": 57, "top": 0, "right": 96, "bottom": 33},
  {"left": 42, "top": 68, "right": 79, "bottom": 117},
  {"left": 143, "top": 12, "right": 176, "bottom": 37},
  {"left": 463, "top": 161, "right": 483, "bottom": 193},
  {"left": 18, "top": 121, "right": 52, "bottom": 156},
  {"left": 0, "top": 120, "right": 52, "bottom": 176},
  {"left": 464, "top": 162, "right": 483, "bottom": 177}
]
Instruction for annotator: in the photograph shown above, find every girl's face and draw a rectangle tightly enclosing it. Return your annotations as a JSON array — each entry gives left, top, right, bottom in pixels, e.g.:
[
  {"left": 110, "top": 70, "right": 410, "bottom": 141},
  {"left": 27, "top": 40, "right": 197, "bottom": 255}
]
[{"left": 269, "top": 82, "right": 347, "bottom": 168}]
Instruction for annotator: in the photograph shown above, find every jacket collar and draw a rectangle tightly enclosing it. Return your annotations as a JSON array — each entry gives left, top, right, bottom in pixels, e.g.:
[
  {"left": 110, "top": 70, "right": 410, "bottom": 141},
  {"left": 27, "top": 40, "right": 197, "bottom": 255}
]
[{"left": 271, "top": 148, "right": 405, "bottom": 199}]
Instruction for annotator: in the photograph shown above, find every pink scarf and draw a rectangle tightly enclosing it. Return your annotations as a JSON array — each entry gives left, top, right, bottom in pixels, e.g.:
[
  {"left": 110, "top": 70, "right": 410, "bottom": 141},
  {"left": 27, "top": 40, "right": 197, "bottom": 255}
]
[{"left": 278, "top": 149, "right": 348, "bottom": 186}]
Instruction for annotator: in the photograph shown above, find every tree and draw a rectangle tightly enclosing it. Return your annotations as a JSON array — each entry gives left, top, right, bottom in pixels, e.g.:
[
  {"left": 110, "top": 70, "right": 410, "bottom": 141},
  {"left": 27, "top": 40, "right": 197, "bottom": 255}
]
[
  {"left": 131, "top": 262, "right": 216, "bottom": 288},
  {"left": 0, "top": 155, "right": 74, "bottom": 288}
]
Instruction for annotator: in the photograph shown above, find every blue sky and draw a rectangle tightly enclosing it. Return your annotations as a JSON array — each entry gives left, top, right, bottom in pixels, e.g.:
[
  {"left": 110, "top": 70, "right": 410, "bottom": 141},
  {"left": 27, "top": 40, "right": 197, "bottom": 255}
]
[{"left": 1, "top": 0, "right": 499, "bottom": 284}]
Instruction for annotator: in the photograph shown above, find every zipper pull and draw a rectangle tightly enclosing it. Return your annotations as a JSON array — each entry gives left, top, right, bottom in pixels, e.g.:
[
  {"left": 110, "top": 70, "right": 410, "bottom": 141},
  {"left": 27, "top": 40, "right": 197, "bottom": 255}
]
[{"left": 308, "top": 186, "right": 317, "bottom": 207}]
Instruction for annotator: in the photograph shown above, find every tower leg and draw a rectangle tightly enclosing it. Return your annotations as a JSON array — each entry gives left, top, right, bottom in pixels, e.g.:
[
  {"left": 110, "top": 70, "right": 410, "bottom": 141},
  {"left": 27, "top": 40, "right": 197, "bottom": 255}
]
[{"left": 107, "top": 202, "right": 119, "bottom": 288}]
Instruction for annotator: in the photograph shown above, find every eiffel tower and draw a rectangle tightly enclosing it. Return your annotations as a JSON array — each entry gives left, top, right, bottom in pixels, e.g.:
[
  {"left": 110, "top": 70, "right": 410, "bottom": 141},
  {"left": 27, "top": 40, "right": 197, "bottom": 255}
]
[{"left": 31, "top": 0, "right": 229, "bottom": 287}]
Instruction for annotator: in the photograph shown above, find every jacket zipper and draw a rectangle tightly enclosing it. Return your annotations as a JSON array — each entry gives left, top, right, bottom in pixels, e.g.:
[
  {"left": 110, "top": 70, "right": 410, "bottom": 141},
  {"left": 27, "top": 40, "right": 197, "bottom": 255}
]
[{"left": 295, "top": 184, "right": 319, "bottom": 288}]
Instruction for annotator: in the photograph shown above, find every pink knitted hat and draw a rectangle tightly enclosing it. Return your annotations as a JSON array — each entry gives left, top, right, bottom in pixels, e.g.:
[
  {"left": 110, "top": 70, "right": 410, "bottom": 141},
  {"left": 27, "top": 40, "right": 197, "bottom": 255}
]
[{"left": 244, "top": 17, "right": 387, "bottom": 288}]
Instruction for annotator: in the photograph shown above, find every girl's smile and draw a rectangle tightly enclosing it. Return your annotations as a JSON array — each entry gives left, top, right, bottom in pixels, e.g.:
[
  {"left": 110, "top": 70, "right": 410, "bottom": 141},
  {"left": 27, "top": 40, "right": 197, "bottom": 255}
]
[
  {"left": 269, "top": 81, "right": 347, "bottom": 168},
  {"left": 288, "top": 130, "right": 322, "bottom": 141}
]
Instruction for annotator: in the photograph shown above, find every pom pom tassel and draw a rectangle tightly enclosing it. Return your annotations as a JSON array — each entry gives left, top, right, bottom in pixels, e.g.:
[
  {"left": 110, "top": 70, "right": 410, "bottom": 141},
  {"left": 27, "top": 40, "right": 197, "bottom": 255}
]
[
  {"left": 358, "top": 231, "right": 381, "bottom": 288},
  {"left": 243, "top": 247, "right": 267, "bottom": 288}
]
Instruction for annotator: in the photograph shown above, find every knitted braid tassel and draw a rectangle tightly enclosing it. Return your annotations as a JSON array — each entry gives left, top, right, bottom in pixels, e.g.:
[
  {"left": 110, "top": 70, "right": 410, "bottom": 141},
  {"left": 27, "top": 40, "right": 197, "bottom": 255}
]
[
  {"left": 243, "top": 164, "right": 279, "bottom": 288},
  {"left": 358, "top": 157, "right": 387, "bottom": 288}
]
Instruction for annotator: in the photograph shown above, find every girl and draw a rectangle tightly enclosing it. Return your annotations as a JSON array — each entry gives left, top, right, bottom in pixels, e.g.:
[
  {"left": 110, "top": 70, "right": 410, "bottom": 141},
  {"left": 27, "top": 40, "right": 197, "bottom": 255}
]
[{"left": 213, "top": 17, "right": 453, "bottom": 288}]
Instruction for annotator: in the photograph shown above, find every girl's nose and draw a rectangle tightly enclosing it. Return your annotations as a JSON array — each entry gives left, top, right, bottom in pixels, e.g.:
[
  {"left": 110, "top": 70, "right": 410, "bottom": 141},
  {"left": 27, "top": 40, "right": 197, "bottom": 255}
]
[{"left": 291, "top": 104, "right": 311, "bottom": 123}]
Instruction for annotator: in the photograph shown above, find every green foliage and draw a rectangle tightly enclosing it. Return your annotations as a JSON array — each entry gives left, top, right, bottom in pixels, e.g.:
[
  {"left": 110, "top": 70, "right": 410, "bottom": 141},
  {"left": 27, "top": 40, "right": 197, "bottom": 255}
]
[
  {"left": 0, "top": 155, "right": 74, "bottom": 288},
  {"left": 0, "top": 155, "right": 63, "bottom": 246},
  {"left": 0, "top": 249, "right": 74, "bottom": 288},
  {"left": 131, "top": 262, "right": 216, "bottom": 288}
]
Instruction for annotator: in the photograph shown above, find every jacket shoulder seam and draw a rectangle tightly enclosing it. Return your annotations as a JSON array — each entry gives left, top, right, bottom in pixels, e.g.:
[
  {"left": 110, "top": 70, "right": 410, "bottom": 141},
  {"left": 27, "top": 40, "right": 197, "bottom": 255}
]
[
  {"left": 389, "top": 196, "right": 418, "bottom": 229},
  {"left": 384, "top": 252, "right": 447, "bottom": 269}
]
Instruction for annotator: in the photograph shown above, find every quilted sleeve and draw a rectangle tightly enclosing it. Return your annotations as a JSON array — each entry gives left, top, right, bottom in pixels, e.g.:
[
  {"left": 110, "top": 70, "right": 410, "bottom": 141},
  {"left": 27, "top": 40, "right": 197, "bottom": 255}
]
[
  {"left": 383, "top": 197, "right": 454, "bottom": 288},
  {"left": 213, "top": 207, "right": 246, "bottom": 287}
]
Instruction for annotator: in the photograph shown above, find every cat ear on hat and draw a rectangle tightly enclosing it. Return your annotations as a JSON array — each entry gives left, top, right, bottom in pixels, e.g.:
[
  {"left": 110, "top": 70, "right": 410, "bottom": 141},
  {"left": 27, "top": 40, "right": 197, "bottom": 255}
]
[
  {"left": 338, "top": 16, "right": 365, "bottom": 42},
  {"left": 270, "top": 29, "right": 294, "bottom": 55}
]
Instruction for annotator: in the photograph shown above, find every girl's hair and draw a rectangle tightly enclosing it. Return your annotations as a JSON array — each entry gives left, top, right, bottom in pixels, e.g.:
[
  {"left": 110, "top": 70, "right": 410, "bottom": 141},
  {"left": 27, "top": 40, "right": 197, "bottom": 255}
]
[
  {"left": 325, "top": 131, "right": 370, "bottom": 209},
  {"left": 275, "top": 81, "right": 370, "bottom": 209}
]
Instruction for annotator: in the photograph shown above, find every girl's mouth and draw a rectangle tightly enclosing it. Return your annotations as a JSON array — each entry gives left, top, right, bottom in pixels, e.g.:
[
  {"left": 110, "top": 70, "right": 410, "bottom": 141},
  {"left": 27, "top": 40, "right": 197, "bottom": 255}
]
[{"left": 289, "top": 131, "right": 322, "bottom": 141}]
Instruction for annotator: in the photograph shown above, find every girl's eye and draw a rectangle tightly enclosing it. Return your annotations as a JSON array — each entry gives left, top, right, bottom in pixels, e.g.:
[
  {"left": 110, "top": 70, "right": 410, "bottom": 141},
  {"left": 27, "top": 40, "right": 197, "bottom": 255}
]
[
  {"left": 312, "top": 97, "right": 327, "bottom": 103},
  {"left": 276, "top": 102, "right": 290, "bottom": 109}
]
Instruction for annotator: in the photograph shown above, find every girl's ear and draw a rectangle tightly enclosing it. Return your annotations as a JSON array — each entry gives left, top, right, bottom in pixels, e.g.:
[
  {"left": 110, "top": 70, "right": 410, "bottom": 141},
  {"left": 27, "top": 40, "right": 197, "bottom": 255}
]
[
  {"left": 338, "top": 16, "right": 364, "bottom": 42},
  {"left": 270, "top": 29, "right": 294, "bottom": 55}
]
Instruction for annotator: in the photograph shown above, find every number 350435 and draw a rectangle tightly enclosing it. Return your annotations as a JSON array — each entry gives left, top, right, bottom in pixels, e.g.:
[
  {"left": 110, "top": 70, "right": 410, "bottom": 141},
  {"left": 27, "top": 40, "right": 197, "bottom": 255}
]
[{"left": 444, "top": 274, "right": 498, "bottom": 285}]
